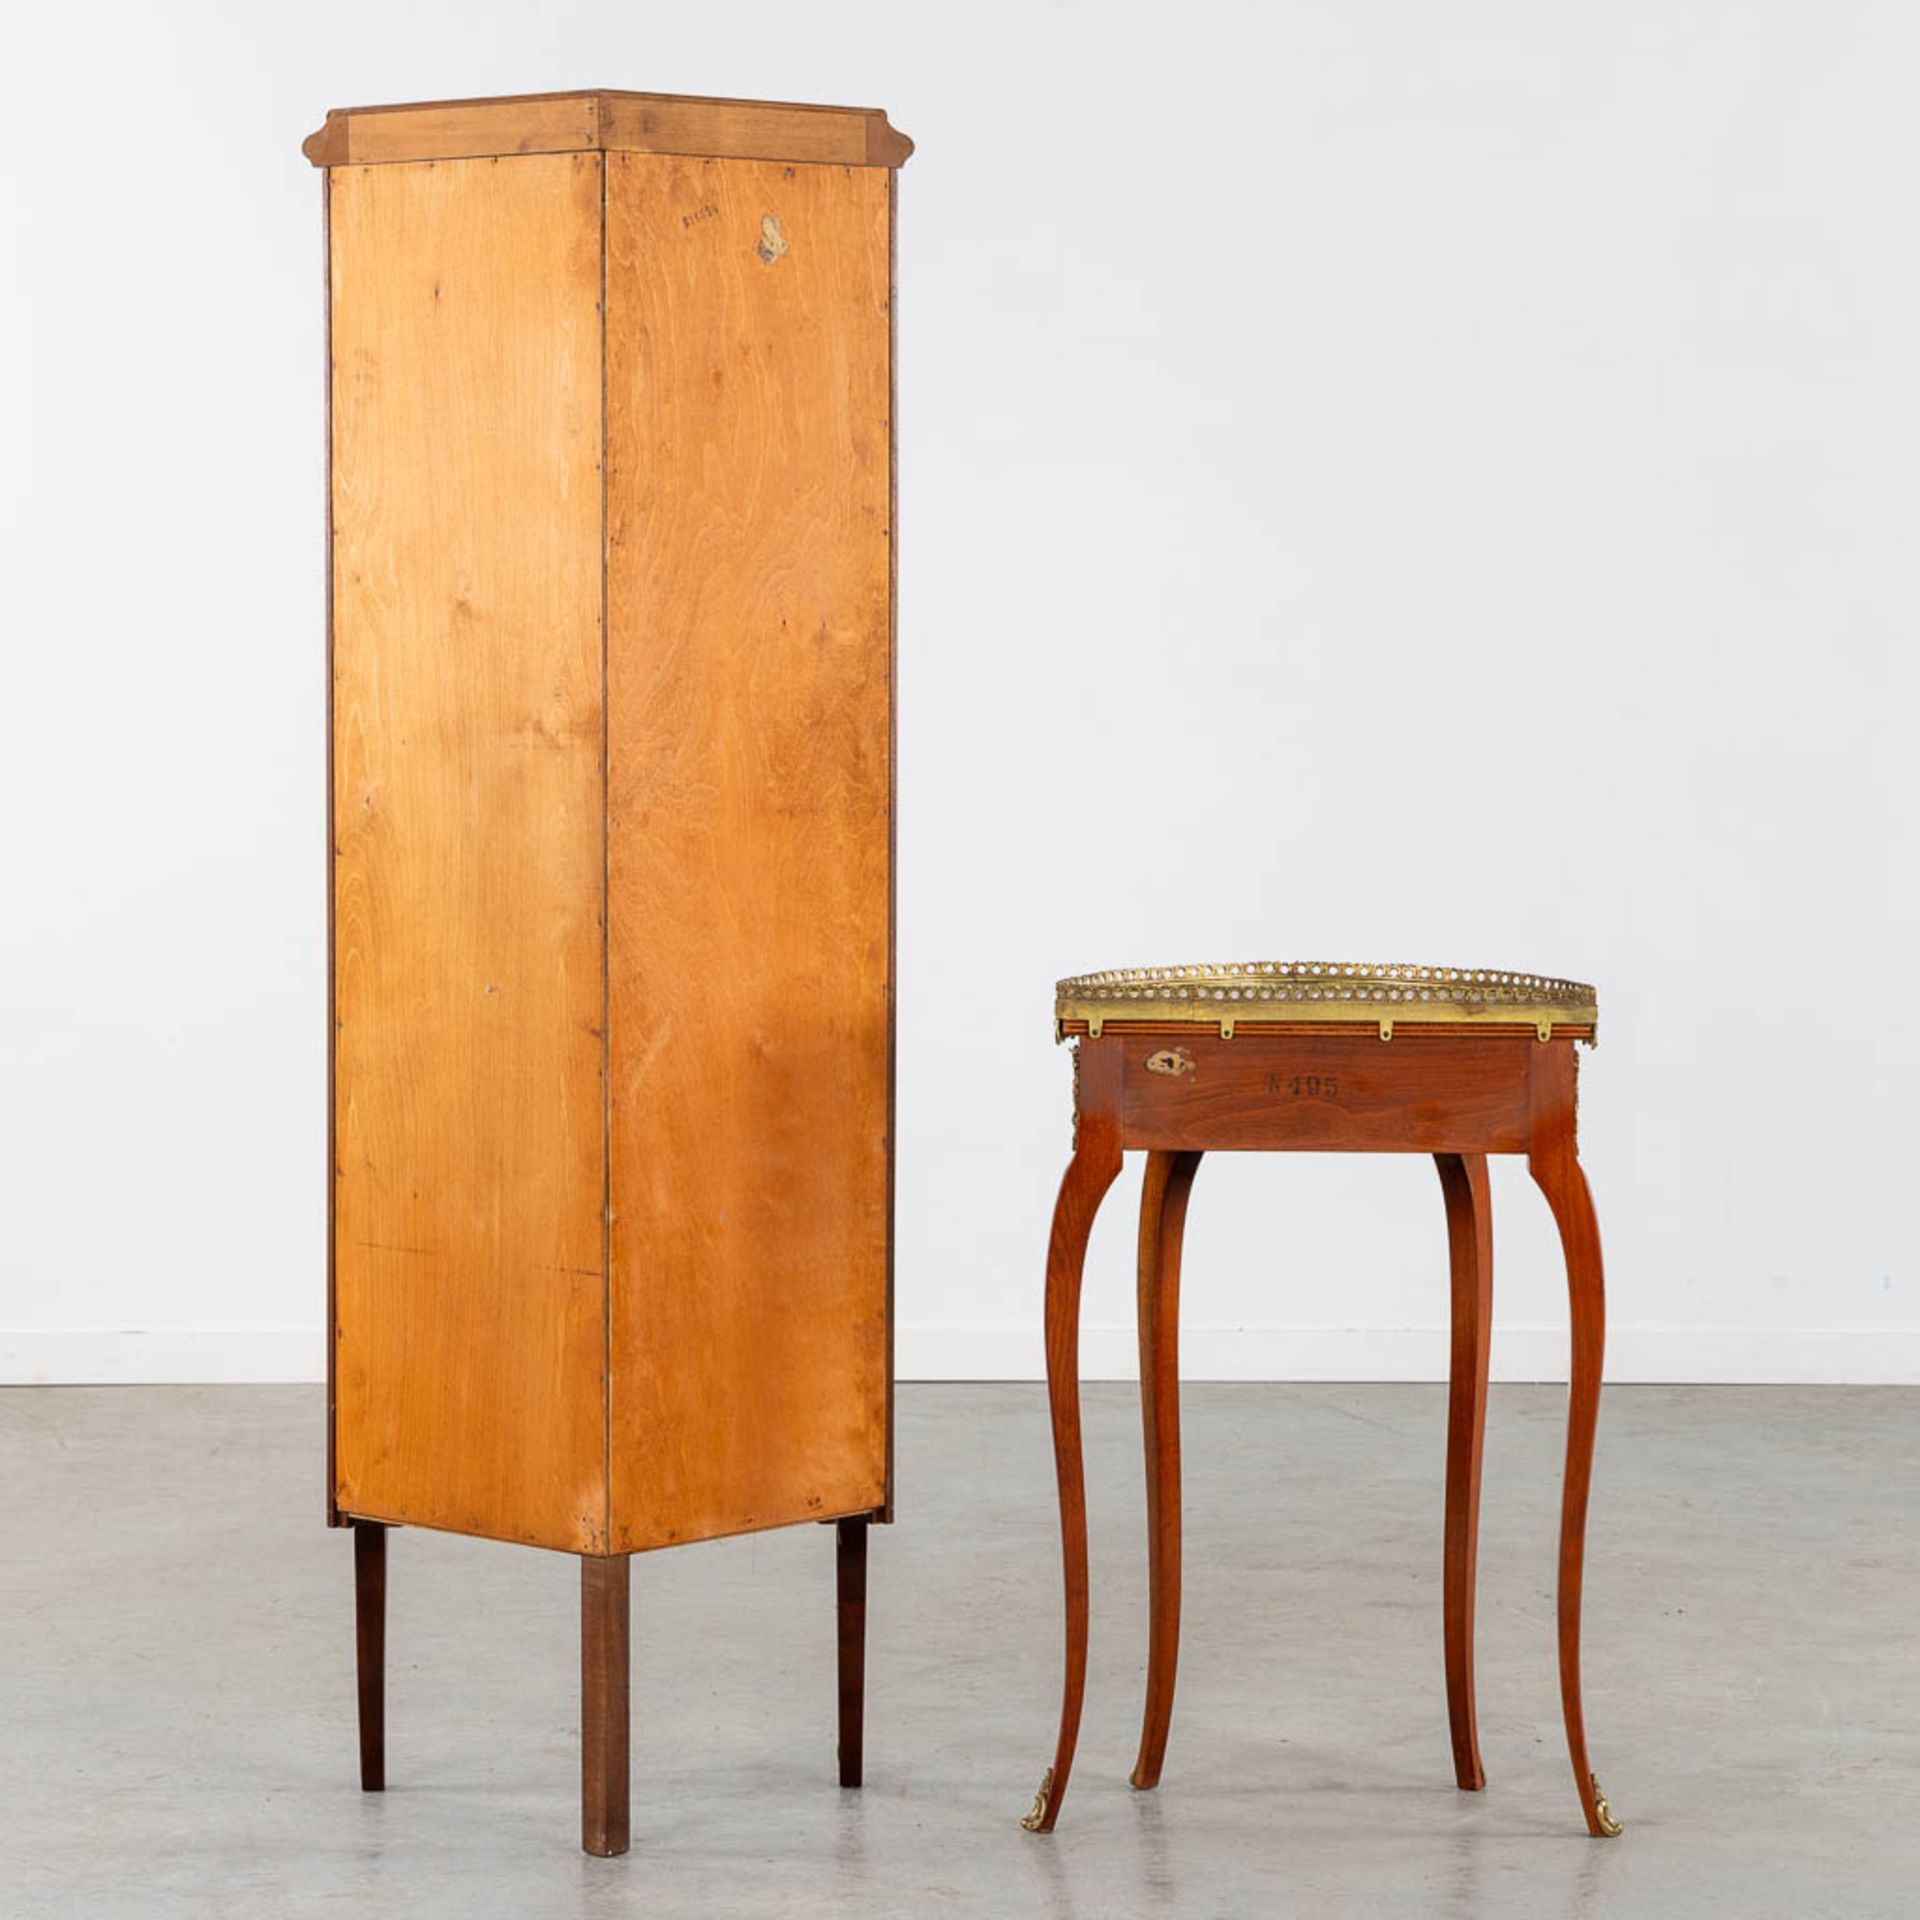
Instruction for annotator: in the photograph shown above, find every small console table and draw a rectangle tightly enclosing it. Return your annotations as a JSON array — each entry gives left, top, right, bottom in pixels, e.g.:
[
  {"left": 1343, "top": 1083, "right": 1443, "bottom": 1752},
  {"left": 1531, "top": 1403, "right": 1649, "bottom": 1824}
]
[{"left": 1023, "top": 961, "right": 1622, "bottom": 1840}]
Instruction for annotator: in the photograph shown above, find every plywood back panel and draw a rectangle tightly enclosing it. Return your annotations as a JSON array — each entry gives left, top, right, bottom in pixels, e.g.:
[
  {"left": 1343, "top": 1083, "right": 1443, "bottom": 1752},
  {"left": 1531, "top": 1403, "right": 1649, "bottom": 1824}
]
[
  {"left": 605, "top": 154, "right": 892, "bottom": 1552},
  {"left": 330, "top": 153, "right": 609, "bottom": 1553}
]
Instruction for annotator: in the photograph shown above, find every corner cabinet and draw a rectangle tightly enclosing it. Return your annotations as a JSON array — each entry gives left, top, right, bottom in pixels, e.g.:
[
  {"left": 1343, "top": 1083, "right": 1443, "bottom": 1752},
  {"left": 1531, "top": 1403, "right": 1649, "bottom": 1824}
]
[{"left": 306, "top": 88, "right": 910, "bottom": 1855}]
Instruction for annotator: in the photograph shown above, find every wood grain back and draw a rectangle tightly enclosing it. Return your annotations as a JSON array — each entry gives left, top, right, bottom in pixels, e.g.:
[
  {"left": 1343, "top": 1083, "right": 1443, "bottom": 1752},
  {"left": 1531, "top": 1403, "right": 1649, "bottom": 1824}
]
[
  {"left": 329, "top": 153, "right": 609, "bottom": 1552},
  {"left": 603, "top": 154, "right": 893, "bottom": 1551}
]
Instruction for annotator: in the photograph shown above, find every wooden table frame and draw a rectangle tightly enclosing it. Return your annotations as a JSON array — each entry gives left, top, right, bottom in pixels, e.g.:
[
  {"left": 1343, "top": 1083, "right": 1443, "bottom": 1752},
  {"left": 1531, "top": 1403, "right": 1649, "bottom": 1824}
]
[{"left": 1022, "top": 1022, "right": 1620, "bottom": 1839}]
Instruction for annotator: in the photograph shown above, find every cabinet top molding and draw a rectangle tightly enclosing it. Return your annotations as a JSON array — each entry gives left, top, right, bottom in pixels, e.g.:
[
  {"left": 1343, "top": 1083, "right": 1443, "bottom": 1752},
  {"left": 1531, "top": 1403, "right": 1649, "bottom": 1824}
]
[{"left": 303, "top": 88, "right": 914, "bottom": 171}]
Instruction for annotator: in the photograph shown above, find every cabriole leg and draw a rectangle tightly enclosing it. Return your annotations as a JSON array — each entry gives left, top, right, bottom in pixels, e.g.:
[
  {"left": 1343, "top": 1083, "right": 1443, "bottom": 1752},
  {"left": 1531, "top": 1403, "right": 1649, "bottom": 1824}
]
[
  {"left": 1130, "top": 1149, "right": 1203, "bottom": 1792},
  {"left": 1023, "top": 1042, "right": 1123, "bottom": 1834},
  {"left": 1530, "top": 1124, "right": 1622, "bottom": 1839},
  {"left": 1435, "top": 1151, "right": 1492, "bottom": 1791}
]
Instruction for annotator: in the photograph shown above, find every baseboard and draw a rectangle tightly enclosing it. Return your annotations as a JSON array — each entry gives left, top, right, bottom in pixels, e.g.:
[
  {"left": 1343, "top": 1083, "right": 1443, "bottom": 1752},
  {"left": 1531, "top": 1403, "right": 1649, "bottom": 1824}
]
[
  {"left": 895, "top": 1325, "right": 1920, "bottom": 1385},
  {"left": 3, "top": 1325, "right": 1918, "bottom": 1386},
  {"left": 0, "top": 1330, "right": 327, "bottom": 1385}
]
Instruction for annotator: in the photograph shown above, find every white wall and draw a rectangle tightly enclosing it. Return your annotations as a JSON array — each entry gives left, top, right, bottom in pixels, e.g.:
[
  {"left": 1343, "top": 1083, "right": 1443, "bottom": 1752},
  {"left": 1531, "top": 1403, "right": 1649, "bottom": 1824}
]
[{"left": 3, "top": 2, "right": 1916, "bottom": 1384}]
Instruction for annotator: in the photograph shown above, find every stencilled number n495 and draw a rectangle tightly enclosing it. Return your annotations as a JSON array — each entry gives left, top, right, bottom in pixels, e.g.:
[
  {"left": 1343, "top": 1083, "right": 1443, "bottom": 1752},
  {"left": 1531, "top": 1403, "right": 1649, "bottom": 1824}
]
[{"left": 1269, "top": 1072, "right": 1340, "bottom": 1099}]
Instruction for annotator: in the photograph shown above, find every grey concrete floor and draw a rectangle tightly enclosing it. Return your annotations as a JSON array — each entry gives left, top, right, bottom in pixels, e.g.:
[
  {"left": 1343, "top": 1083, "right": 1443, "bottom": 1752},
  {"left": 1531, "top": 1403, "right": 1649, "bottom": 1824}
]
[{"left": 1, "top": 1384, "right": 1916, "bottom": 1918}]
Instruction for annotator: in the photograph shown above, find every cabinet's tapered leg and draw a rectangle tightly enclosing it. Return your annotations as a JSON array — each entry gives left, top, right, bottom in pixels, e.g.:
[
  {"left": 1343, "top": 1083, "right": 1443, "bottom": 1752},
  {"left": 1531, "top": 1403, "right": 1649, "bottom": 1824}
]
[
  {"left": 1435, "top": 1151, "right": 1492, "bottom": 1792},
  {"left": 353, "top": 1520, "right": 387, "bottom": 1793},
  {"left": 837, "top": 1516, "right": 869, "bottom": 1787},
  {"left": 581, "top": 1556, "right": 631, "bottom": 1858},
  {"left": 1131, "top": 1148, "right": 1203, "bottom": 1792}
]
